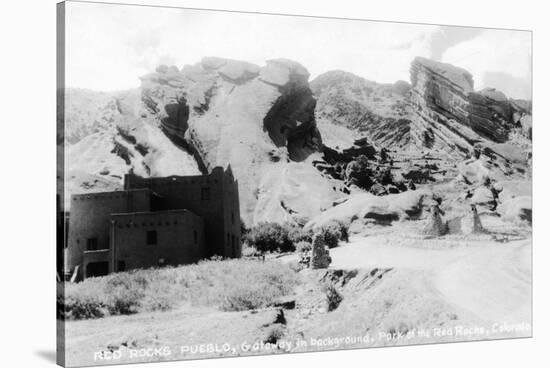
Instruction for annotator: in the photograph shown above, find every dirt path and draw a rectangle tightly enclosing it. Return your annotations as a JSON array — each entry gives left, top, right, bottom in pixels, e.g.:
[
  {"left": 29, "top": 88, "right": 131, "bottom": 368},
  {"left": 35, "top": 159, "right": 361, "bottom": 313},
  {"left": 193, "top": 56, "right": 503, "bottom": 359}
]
[
  {"left": 324, "top": 233, "right": 531, "bottom": 325},
  {"left": 434, "top": 239, "right": 531, "bottom": 323}
]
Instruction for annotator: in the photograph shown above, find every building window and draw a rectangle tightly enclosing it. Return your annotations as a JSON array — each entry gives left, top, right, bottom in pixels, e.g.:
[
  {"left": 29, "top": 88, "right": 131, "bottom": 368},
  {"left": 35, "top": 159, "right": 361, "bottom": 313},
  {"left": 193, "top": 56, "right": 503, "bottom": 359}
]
[
  {"left": 231, "top": 212, "right": 235, "bottom": 225},
  {"left": 193, "top": 230, "right": 198, "bottom": 244},
  {"left": 86, "top": 237, "right": 98, "bottom": 251},
  {"left": 146, "top": 230, "right": 157, "bottom": 245},
  {"left": 201, "top": 187, "right": 211, "bottom": 200}
]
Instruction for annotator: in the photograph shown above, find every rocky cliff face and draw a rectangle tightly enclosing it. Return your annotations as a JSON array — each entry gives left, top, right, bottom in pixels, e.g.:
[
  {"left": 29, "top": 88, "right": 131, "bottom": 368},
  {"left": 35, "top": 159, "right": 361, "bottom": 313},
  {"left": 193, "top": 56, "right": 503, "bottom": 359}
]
[
  {"left": 60, "top": 88, "right": 201, "bottom": 208},
  {"left": 138, "top": 57, "right": 339, "bottom": 224},
  {"left": 313, "top": 57, "right": 531, "bottom": 189},
  {"left": 63, "top": 55, "right": 531, "bottom": 224},
  {"left": 409, "top": 57, "right": 530, "bottom": 149},
  {"left": 63, "top": 58, "right": 342, "bottom": 225},
  {"left": 311, "top": 71, "right": 412, "bottom": 150}
]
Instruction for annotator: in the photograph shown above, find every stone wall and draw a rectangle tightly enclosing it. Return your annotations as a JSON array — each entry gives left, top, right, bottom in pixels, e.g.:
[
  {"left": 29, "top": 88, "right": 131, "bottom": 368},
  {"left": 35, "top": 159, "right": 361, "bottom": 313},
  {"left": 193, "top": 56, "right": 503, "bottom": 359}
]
[
  {"left": 124, "top": 166, "right": 241, "bottom": 258},
  {"left": 112, "top": 210, "right": 205, "bottom": 272},
  {"left": 66, "top": 189, "right": 152, "bottom": 278}
]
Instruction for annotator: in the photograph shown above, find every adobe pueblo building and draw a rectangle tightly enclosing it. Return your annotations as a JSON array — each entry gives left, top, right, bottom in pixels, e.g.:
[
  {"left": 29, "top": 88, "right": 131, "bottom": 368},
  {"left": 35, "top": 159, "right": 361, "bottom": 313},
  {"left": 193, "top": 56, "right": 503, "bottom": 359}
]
[{"left": 65, "top": 166, "right": 241, "bottom": 280}]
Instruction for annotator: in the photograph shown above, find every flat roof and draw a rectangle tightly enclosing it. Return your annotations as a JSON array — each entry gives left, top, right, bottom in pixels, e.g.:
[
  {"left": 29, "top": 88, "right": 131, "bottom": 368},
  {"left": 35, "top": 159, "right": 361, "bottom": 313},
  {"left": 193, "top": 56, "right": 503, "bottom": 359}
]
[
  {"left": 71, "top": 188, "right": 152, "bottom": 199},
  {"left": 110, "top": 209, "right": 200, "bottom": 219}
]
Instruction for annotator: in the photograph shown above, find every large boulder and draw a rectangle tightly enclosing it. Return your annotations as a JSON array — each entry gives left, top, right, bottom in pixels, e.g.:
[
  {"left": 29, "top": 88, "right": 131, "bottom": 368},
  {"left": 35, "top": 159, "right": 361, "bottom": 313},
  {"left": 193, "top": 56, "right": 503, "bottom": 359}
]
[
  {"left": 309, "top": 234, "right": 332, "bottom": 269},
  {"left": 410, "top": 56, "right": 473, "bottom": 123},
  {"left": 409, "top": 57, "right": 531, "bottom": 159},
  {"left": 306, "top": 189, "right": 433, "bottom": 230},
  {"left": 421, "top": 205, "right": 447, "bottom": 237}
]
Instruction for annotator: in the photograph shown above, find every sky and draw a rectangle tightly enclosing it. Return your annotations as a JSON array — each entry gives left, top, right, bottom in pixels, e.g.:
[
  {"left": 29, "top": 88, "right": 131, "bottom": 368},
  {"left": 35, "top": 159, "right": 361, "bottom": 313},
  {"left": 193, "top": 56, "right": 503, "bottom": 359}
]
[{"left": 64, "top": 1, "right": 532, "bottom": 99}]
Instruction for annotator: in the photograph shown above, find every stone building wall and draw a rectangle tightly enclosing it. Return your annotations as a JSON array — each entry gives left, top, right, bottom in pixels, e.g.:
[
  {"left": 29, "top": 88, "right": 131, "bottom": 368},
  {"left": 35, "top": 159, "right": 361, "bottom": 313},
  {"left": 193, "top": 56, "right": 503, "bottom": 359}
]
[
  {"left": 112, "top": 210, "right": 205, "bottom": 272},
  {"left": 66, "top": 189, "right": 152, "bottom": 278},
  {"left": 124, "top": 166, "right": 241, "bottom": 258}
]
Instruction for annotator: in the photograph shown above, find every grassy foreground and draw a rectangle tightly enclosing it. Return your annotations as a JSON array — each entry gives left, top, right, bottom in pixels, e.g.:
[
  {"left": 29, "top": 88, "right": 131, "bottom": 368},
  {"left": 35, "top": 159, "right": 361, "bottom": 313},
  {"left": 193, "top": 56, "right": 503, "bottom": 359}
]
[{"left": 61, "top": 258, "right": 299, "bottom": 320}]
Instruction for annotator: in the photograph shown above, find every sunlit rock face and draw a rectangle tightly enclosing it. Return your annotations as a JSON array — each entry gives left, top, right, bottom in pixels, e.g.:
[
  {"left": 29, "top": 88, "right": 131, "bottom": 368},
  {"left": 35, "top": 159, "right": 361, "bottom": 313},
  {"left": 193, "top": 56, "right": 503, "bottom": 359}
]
[
  {"left": 139, "top": 57, "right": 337, "bottom": 225},
  {"left": 410, "top": 57, "right": 528, "bottom": 147},
  {"left": 311, "top": 70, "right": 413, "bottom": 151},
  {"left": 62, "top": 56, "right": 532, "bottom": 225}
]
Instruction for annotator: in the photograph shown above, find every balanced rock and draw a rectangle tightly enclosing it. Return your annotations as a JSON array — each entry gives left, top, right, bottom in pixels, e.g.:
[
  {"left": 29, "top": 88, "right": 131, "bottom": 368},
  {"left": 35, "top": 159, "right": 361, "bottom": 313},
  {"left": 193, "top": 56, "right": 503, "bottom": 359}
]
[
  {"left": 421, "top": 205, "right": 447, "bottom": 237},
  {"left": 461, "top": 204, "right": 485, "bottom": 234},
  {"left": 310, "top": 234, "right": 332, "bottom": 269}
]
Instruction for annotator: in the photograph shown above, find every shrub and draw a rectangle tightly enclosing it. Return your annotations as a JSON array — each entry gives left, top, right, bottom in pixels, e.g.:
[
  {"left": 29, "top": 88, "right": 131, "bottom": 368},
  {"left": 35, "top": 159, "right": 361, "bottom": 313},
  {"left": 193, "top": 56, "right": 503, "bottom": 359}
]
[
  {"left": 241, "top": 245, "right": 261, "bottom": 258},
  {"left": 240, "top": 218, "right": 249, "bottom": 243},
  {"left": 264, "top": 325, "right": 285, "bottom": 344},
  {"left": 103, "top": 273, "right": 147, "bottom": 315},
  {"left": 316, "top": 220, "right": 350, "bottom": 249},
  {"left": 324, "top": 284, "right": 343, "bottom": 312},
  {"left": 221, "top": 284, "right": 276, "bottom": 311},
  {"left": 288, "top": 225, "right": 313, "bottom": 244},
  {"left": 295, "top": 241, "right": 312, "bottom": 254},
  {"left": 288, "top": 260, "right": 305, "bottom": 273},
  {"left": 245, "top": 222, "right": 291, "bottom": 253},
  {"left": 64, "top": 293, "right": 105, "bottom": 320},
  {"left": 245, "top": 222, "right": 311, "bottom": 253},
  {"left": 295, "top": 241, "right": 312, "bottom": 268},
  {"left": 63, "top": 259, "right": 299, "bottom": 320}
]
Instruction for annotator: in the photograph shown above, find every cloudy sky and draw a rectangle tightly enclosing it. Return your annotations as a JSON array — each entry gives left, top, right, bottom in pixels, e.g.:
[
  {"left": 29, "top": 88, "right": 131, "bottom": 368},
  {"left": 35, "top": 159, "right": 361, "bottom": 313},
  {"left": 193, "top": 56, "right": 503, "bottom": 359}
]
[{"left": 64, "top": 1, "right": 532, "bottom": 99}]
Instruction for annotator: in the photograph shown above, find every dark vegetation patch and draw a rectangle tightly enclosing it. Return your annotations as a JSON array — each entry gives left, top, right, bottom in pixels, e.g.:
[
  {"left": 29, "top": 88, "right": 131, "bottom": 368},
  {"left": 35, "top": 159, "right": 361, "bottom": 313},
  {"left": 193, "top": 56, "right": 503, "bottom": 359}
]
[{"left": 62, "top": 259, "right": 299, "bottom": 320}]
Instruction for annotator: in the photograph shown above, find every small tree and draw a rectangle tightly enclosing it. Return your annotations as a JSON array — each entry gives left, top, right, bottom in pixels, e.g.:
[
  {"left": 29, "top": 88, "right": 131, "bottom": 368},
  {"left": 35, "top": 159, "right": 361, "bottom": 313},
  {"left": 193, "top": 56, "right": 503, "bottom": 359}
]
[
  {"left": 315, "top": 220, "right": 350, "bottom": 248},
  {"left": 245, "top": 222, "right": 293, "bottom": 253}
]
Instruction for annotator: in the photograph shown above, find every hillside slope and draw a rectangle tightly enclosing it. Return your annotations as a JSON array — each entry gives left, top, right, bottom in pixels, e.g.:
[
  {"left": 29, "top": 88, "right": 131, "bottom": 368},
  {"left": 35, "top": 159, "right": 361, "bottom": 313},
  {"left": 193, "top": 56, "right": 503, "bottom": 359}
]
[{"left": 62, "top": 56, "right": 532, "bottom": 225}]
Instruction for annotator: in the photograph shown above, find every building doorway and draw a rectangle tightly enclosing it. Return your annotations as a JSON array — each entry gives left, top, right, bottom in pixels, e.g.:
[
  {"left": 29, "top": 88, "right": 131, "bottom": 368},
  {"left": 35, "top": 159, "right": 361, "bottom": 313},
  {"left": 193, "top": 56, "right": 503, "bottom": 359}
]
[{"left": 86, "top": 261, "right": 109, "bottom": 278}]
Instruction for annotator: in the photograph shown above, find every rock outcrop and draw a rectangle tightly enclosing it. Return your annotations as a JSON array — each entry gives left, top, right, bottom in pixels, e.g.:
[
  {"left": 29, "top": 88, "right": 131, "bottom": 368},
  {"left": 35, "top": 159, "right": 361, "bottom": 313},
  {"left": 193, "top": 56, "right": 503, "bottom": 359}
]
[
  {"left": 311, "top": 70, "right": 413, "bottom": 150},
  {"left": 62, "top": 55, "right": 531, "bottom": 228},
  {"left": 409, "top": 57, "right": 530, "bottom": 152},
  {"left": 139, "top": 57, "right": 338, "bottom": 224},
  {"left": 421, "top": 205, "right": 447, "bottom": 237},
  {"left": 61, "top": 88, "right": 201, "bottom": 208},
  {"left": 461, "top": 204, "right": 485, "bottom": 234},
  {"left": 309, "top": 234, "right": 332, "bottom": 269}
]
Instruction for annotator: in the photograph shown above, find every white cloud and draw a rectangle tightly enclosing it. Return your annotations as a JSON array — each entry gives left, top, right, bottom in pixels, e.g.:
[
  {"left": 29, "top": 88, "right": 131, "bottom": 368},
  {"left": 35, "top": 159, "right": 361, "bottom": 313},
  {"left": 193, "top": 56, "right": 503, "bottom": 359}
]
[
  {"left": 65, "top": 2, "right": 441, "bottom": 90},
  {"left": 441, "top": 29, "right": 532, "bottom": 99}
]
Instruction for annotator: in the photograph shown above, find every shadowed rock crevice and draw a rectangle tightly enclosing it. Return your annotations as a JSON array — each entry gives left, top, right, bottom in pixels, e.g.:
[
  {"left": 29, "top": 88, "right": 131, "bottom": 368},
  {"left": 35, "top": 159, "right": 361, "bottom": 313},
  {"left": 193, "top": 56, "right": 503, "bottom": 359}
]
[
  {"left": 159, "top": 125, "right": 209, "bottom": 175},
  {"left": 161, "top": 96, "right": 190, "bottom": 138},
  {"left": 263, "top": 86, "right": 321, "bottom": 162}
]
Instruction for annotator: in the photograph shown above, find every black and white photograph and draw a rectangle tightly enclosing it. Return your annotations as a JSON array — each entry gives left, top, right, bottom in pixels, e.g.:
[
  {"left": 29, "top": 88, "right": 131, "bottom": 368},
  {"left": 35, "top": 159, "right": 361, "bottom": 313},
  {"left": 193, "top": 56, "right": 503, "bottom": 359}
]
[{"left": 53, "top": 1, "right": 535, "bottom": 367}]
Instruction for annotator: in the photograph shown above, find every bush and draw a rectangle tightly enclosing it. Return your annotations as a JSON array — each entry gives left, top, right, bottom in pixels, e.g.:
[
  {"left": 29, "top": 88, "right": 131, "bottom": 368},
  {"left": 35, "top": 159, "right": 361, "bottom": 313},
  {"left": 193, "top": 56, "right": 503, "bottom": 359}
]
[
  {"left": 64, "top": 293, "right": 105, "bottom": 320},
  {"left": 241, "top": 245, "right": 261, "bottom": 258},
  {"left": 287, "top": 260, "right": 305, "bottom": 273},
  {"left": 245, "top": 222, "right": 312, "bottom": 253},
  {"left": 295, "top": 241, "right": 312, "bottom": 254},
  {"left": 316, "top": 220, "right": 350, "bottom": 249},
  {"left": 103, "top": 273, "right": 147, "bottom": 315},
  {"left": 245, "top": 222, "right": 292, "bottom": 253},
  {"left": 324, "top": 283, "right": 343, "bottom": 312},
  {"left": 221, "top": 284, "right": 277, "bottom": 311},
  {"left": 288, "top": 225, "right": 313, "bottom": 244},
  {"left": 264, "top": 325, "right": 285, "bottom": 344},
  {"left": 63, "top": 259, "right": 299, "bottom": 320}
]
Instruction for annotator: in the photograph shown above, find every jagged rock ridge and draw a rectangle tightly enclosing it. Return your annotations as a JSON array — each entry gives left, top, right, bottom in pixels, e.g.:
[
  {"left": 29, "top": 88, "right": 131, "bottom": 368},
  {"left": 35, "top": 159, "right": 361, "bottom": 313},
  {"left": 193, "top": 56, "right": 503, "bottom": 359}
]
[
  {"left": 62, "top": 55, "right": 531, "bottom": 225},
  {"left": 311, "top": 71, "right": 413, "bottom": 150}
]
